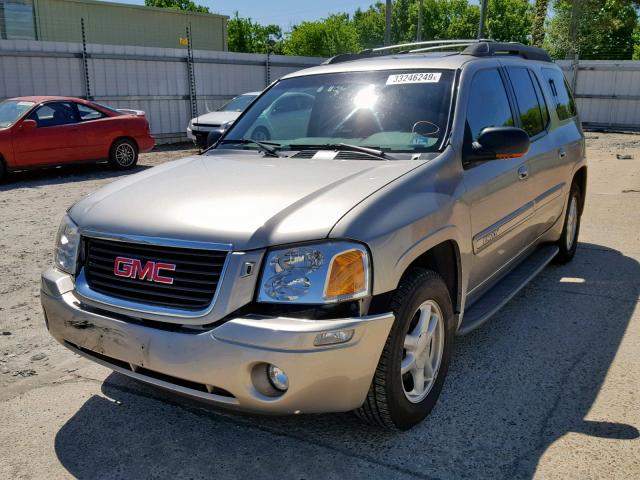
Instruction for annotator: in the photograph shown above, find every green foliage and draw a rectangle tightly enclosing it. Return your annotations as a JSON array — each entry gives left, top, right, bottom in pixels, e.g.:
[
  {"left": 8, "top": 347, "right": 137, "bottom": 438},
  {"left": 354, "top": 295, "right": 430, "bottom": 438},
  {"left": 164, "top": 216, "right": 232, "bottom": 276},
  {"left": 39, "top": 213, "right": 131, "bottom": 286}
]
[
  {"left": 531, "top": 0, "right": 550, "bottom": 46},
  {"left": 144, "top": 0, "right": 209, "bottom": 14},
  {"left": 485, "top": 0, "right": 532, "bottom": 43},
  {"left": 228, "top": 12, "right": 283, "bottom": 54},
  {"left": 282, "top": 14, "right": 361, "bottom": 57},
  {"left": 633, "top": 22, "right": 640, "bottom": 60},
  {"left": 546, "top": 0, "right": 638, "bottom": 59}
]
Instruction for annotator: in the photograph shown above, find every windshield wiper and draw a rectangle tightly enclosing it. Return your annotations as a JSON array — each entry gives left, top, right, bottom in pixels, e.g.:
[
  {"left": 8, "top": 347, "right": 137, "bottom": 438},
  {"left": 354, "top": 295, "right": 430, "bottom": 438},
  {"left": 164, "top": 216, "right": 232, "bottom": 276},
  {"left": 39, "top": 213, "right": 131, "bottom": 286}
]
[
  {"left": 217, "top": 139, "right": 281, "bottom": 157},
  {"left": 290, "top": 143, "right": 387, "bottom": 159}
]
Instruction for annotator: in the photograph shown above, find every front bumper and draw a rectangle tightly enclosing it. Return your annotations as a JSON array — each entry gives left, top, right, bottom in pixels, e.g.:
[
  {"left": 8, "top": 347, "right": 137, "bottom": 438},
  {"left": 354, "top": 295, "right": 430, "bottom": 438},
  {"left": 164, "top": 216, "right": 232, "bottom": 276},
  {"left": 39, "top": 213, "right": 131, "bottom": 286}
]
[{"left": 41, "top": 269, "right": 394, "bottom": 414}]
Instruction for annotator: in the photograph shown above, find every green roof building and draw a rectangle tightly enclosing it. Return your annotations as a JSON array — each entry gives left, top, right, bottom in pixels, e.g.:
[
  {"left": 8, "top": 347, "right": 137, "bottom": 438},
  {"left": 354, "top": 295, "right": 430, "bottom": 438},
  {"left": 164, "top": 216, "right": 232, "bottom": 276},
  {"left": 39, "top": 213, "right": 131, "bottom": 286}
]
[{"left": 0, "top": 0, "right": 228, "bottom": 50}]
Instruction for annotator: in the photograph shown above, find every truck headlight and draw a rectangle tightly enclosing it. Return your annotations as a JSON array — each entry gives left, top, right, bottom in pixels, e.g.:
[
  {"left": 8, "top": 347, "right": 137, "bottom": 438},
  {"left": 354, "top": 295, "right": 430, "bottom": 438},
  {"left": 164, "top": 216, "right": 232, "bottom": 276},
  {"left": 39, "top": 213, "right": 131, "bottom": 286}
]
[
  {"left": 54, "top": 214, "right": 80, "bottom": 275},
  {"left": 257, "top": 241, "right": 370, "bottom": 304}
]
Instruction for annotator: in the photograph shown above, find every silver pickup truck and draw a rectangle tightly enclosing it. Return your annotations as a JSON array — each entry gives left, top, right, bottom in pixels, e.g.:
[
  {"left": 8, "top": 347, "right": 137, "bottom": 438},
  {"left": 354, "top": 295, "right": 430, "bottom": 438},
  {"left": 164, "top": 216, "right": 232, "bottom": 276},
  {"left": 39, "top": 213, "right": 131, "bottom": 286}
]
[{"left": 42, "top": 41, "right": 586, "bottom": 430}]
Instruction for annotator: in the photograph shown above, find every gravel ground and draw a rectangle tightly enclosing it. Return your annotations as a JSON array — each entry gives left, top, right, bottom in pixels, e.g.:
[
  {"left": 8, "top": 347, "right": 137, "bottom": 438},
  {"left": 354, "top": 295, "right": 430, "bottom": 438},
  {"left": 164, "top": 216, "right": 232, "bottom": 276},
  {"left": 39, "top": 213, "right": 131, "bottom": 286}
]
[{"left": 0, "top": 135, "right": 638, "bottom": 479}]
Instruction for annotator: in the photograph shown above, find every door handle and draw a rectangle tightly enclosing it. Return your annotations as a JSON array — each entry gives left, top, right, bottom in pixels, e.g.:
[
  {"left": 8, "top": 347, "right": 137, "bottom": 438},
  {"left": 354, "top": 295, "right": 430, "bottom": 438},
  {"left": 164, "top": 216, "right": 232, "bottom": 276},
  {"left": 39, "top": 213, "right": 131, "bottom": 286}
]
[
  {"left": 517, "top": 165, "right": 529, "bottom": 180},
  {"left": 558, "top": 149, "right": 567, "bottom": 159}
]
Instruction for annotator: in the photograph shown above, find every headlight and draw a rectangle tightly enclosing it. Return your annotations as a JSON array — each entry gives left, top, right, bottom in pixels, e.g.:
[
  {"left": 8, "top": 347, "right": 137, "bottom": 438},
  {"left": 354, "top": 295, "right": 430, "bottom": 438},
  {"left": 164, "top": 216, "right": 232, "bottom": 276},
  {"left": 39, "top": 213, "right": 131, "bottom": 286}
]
[
  {"left": 54, "top": 214, "right": 80, "bottom": 275},
  {"left": 257, "top": 241, "right": 370, "bottom": 304}
]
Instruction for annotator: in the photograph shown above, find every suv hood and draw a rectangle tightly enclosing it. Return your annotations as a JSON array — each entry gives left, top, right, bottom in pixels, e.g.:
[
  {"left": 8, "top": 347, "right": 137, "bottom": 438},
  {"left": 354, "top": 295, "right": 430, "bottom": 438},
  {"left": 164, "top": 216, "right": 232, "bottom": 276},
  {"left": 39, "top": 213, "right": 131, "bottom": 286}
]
[
  {"left": 69, "top": 153, "right": 426, "bottom": 251},
  {"left": 192, "top": 111, "right": 240, "bottom": 126}
]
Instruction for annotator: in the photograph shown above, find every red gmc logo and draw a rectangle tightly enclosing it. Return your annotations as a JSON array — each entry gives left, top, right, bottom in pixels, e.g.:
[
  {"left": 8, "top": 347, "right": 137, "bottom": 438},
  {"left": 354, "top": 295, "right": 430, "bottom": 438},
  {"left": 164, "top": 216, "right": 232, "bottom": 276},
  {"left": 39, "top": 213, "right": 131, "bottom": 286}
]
[{"left": 113, "top": 257, "right": 176, "bottom": 285}]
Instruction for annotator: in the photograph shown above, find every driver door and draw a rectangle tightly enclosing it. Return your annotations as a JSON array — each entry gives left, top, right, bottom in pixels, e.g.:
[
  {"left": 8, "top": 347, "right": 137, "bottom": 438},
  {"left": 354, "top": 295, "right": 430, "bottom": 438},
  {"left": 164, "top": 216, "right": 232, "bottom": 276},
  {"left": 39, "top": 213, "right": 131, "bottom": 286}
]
[
  {"left": 13, "top": 101, "right": 86, "bottom": 167},
  {"left": 461, "top": 68, "right": 535, "bottom": 302}
]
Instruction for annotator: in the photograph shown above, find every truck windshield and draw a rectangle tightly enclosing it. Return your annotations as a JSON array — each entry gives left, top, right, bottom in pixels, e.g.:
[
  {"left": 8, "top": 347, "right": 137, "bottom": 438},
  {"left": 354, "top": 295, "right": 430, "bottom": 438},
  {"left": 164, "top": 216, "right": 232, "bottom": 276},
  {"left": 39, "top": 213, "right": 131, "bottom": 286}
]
[
  {"left": 220, "top": 70, "right": 454, "bottom": 153},
  {"left": 0, "top": 100, "right": 34, "bottom": 128}
]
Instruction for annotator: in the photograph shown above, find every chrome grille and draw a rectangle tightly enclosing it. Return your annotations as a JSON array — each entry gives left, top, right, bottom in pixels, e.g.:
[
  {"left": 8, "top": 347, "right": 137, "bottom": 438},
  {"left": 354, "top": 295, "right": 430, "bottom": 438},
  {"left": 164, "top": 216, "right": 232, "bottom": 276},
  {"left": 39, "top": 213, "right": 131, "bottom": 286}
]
[{"left": 83, "top": 237, "right": 227, "bottom": 311}]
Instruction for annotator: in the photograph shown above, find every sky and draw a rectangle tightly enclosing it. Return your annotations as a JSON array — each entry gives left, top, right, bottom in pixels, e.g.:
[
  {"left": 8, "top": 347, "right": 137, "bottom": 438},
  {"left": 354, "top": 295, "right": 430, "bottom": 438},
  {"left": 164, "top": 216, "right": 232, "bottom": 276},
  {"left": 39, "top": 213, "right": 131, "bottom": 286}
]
[{"left": 109, "top": 1, "right": 377, "bottom": 31}]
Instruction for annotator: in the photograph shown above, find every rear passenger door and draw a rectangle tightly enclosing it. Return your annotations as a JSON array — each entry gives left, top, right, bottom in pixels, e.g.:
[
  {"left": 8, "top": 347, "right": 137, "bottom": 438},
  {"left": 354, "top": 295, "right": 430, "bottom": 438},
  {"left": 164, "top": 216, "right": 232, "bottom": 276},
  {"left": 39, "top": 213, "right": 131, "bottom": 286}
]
[{"left": 503, "top": 65, "right": 562, "bottom": 239}]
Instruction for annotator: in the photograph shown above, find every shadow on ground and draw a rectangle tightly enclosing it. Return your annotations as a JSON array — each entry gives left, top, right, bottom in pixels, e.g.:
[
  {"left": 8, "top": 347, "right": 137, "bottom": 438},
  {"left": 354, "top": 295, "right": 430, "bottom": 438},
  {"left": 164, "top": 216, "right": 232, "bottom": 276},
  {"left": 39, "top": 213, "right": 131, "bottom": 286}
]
[
  {"left": 0, "top": 162, "right": 152, "bottom": 190},
  {"left": 54, "top": 243, "right": 639, "bottom": 479}
]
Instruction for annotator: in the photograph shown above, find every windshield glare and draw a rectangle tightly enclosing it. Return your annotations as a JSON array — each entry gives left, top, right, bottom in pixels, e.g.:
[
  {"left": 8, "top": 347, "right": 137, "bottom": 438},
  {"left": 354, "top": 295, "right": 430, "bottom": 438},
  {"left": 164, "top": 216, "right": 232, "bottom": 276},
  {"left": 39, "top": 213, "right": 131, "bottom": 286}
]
[
  {"left": 0, "top": 100, "right": 34, "bottom": 128},
  {"left": 219, "top": 95, "right": 257, "bottom": 112},
  {"left": 220, "top": 70, "right": 454, "bottom": 153}
]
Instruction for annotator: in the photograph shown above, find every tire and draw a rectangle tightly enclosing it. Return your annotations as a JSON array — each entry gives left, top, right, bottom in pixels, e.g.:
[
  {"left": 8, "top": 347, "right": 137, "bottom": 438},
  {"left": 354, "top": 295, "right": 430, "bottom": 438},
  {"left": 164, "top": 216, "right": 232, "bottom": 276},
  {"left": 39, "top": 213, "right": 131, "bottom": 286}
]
[
  {"left": 355, "top": 269, "right": 455, "bottom": 430},
  {"left": 109, "top": 138, "right": 138, "bottom": 170},
  {"left": 250, "top": 126, "right": 271, "bottom": 142},
  {"left": 0, "top": 158, "right": 6, "bottom": 183},
  {"left": 553, "top": 182, "right": 581, "bottom": 264}
]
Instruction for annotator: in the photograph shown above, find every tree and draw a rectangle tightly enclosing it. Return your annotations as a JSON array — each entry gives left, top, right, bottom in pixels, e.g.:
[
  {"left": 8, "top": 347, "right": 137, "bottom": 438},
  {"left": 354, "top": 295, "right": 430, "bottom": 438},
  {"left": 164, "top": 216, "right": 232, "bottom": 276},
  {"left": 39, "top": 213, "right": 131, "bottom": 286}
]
[
  {"left": 228, "top": 12, "right": 283, "bottom": 54},
  {"left": 144, "top": 0, "right": 209, "bottom": 14},
  {"left": 634, "top": 21, "right": 640, "bottom": 60},
  {"left": 484, "top": 0, "right": 532, "bottom": 43},
  {"left": 546, "top": 0, "right": 638, "bottom": 59},
  {"left": 531, "top": 0, "right": 550, "bottom": 46},
  {"left": 282, "top": 14, "right": 361, "bottom": 57}
]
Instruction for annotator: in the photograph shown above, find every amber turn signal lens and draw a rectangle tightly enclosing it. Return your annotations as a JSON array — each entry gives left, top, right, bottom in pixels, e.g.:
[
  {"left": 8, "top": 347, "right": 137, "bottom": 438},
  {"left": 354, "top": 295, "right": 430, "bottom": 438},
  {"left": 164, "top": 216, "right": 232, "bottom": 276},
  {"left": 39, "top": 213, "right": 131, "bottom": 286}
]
[{"left": 325, "top": 250, "right": 366, "bottom": 299}]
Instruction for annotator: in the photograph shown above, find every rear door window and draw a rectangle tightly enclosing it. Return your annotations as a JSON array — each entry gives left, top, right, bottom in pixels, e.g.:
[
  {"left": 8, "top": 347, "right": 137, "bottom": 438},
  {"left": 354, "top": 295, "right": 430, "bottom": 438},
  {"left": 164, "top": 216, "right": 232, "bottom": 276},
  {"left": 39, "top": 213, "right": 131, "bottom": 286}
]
[
  {"left": 506, "top": 67, "right": 546, "bottom": 137},
  {"left": 541, "top": 68, "right": 577, "bottom": 121},
  {"left": 466, "top": 69, "right": 514, "bottom": 141}
]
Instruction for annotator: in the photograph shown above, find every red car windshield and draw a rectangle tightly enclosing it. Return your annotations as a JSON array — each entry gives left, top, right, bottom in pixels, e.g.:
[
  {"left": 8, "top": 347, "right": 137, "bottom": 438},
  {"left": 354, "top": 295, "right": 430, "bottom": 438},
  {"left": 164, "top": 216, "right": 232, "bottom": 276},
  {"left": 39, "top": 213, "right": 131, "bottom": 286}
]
[{"left": 0, "top": 100, "right": 34, "bottom": 128}]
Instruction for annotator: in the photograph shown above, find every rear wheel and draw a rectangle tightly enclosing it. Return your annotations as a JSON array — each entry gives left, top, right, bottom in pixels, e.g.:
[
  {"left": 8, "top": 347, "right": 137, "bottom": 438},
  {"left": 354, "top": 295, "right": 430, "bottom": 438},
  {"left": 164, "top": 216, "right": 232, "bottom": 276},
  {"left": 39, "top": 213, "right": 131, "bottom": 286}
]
[
  {"left": 109, "top": 139, "right": 138, "bottom": 170},
  {"left": 0, "top": 158, "right": 6, "bottom": 183},
  {"left": 355, "top": 269, "right": 455, "bottom": 430},
  {"left": 554, "top": 182, "right": 581, "bottom": 264}
]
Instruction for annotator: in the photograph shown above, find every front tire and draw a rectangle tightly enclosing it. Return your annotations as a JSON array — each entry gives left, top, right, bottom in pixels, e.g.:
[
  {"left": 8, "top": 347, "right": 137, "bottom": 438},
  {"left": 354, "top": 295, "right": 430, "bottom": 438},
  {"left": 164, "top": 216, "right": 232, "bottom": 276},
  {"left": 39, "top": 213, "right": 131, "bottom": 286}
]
[
  {"left": 250, "top": 126, "right": 271, "bottom": 142},
  {"left": 355, "top": 269, "right": 455, "bottom": 430},
  {"left": 554, "top": 182, "right": 581, "bottom": 264},
  {"left": 109, "top": 139, "right": 138, "bottom": 170}
]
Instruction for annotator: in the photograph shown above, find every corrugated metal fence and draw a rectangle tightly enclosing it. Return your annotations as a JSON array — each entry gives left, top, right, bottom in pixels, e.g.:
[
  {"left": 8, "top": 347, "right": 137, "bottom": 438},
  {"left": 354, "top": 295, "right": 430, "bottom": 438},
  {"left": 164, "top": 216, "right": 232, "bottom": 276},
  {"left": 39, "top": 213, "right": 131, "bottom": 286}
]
[
  {"left": 557, "top": 59, "right": 640, "bottom": 130},
  {"left": 1, "top": 41, "right": 639, "bottom": 139},
  {"left": 0, "top": 39, "right": 322, "bottom": 143}
]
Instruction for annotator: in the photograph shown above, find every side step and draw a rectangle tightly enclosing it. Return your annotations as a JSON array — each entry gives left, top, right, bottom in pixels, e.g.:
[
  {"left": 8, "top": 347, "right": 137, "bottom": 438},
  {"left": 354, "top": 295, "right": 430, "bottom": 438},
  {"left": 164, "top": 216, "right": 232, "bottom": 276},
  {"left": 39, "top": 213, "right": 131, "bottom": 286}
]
[{"left": 457, "top": 244, "right": 559, "bottom": 335}]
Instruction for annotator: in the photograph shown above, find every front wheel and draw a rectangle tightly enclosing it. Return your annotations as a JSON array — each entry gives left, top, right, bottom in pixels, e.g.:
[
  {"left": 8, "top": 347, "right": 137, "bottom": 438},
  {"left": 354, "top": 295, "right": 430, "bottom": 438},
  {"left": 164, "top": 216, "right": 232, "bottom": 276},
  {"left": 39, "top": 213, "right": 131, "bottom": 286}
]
[
  {"left": 554, "top": 183, "right": 581, "bottom": 264},
  {"left": 109, "top": 139, "right": 138, "bottom": 170},
  {"left": 355, "top": 269, "right": 455, "bottom": 430}
]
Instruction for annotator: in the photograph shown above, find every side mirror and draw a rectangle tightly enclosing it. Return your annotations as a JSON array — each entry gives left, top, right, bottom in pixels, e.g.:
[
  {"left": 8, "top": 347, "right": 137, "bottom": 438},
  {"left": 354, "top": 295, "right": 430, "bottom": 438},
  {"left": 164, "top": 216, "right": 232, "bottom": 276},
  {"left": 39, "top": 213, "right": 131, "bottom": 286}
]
[
  {"left": 206, "top": 129, "right": 223, "bottom": 149},
  {"left": 465, "top": 127, "right": 530, "bottom": 163},
  {"left": 20, "top": 119, "right": 37, "bottom": 131}
]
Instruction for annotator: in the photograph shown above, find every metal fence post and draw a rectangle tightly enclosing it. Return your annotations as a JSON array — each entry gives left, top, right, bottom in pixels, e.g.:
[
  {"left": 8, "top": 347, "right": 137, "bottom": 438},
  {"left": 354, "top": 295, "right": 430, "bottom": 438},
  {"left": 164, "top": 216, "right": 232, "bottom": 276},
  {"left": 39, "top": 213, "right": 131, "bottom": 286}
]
[
  {"left": 80, "top": 18, "right": 92, "bottom": 100},
  {"left": 186, "top": 24, "right": 198, "bottom": 120},
  {"left": 265, "top": 52, "right": 271, "bottom": 87}
]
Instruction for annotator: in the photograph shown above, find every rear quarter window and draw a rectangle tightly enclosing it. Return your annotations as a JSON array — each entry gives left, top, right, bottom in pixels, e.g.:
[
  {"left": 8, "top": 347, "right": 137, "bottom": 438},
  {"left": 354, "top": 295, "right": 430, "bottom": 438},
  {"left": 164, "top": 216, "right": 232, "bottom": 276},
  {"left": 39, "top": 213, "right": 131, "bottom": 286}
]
[{"left": 541, "top": 68, "right": 577, "bottom": 121}]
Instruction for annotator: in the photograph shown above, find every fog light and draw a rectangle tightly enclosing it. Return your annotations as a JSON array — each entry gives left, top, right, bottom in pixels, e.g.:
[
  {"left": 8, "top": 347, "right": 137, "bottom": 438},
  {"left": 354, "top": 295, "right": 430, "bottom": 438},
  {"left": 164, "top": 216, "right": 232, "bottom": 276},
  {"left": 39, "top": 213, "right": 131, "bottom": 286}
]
[
  {"left": 314, "top": 329, "right": 355, "bottom": 346},
  {"left": 267, "top": 364, "right": 289, "bottom": 392}
]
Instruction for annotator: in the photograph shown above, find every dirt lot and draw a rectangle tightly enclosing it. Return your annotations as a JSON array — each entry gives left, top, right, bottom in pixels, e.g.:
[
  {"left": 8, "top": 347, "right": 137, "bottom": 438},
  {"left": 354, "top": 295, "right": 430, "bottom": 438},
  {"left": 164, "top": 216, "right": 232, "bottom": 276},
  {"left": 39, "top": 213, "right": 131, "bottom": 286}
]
[{"left": 0, "top": 135, "right": 638, "bottom": 479}]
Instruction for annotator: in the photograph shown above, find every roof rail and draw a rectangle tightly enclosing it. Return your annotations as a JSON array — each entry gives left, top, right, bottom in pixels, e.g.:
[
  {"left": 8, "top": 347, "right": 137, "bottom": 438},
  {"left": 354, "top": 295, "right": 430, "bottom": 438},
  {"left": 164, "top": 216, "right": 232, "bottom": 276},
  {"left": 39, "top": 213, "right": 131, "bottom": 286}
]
[
  {"left": 323, "top": 40, "right": 552, "bottom": 65},
  {"left": 461, "top": 42, "right": 552, "bottom": 62}
]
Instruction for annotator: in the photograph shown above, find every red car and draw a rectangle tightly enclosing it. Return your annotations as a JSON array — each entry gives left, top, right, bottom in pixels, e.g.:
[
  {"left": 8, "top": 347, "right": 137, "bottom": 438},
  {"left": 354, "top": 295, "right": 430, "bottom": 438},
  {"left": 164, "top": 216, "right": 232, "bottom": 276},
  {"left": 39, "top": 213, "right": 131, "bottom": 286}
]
[{"left": 0, "top": 96, "right": 155, "bottom": 180}]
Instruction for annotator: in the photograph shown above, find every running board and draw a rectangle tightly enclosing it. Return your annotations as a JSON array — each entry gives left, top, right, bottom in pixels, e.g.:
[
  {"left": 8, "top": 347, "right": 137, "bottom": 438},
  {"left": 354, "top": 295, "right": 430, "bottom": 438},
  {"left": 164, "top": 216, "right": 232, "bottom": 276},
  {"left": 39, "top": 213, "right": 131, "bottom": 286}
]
[{"left": 457, "top": 244, "right": 559, "bottom": 335}]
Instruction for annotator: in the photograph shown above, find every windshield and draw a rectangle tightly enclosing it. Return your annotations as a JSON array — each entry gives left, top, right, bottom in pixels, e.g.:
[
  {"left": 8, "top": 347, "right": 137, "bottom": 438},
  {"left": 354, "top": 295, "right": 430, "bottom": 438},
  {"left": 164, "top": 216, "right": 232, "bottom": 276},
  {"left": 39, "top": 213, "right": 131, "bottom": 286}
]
[
  {"left": 219, "top": 94, "right": 257, "bottom": 112},
  {"left": 0, "top": 100, "right": 34, "bottom": 128},
  {"left": 220, "top": 70, "right": 454, "bottom": 153}
]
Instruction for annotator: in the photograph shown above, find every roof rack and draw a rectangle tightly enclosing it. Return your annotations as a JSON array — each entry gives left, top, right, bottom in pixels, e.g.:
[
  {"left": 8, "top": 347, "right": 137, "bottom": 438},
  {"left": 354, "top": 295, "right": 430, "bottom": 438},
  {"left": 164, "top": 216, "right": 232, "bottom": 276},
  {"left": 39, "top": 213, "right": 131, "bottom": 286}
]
[
  {"left": 461, "top": 42, "right": 552, "bottom": 62},
  {"left": 323, "top": 40, "right": 552, "bottom": 64}
]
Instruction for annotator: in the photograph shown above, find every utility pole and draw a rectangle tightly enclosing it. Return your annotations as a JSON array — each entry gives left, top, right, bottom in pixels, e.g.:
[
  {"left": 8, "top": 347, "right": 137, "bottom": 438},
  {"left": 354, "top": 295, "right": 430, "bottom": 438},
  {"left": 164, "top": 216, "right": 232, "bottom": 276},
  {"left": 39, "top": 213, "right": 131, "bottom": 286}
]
[
  {"left": 385, "top": 0, "right": 392, "bottom": 46},
  {"left": 478, "top": 0, "right": 488, "bottom": 39},
  {"left": 416, "top": 0, "right": 423, "bottom": 42}
]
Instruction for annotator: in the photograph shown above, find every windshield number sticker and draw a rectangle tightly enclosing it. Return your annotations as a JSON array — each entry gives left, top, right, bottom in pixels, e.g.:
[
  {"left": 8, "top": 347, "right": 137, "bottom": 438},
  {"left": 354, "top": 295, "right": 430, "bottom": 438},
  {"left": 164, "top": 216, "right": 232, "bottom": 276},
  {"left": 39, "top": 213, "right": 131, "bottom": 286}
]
[{"left": 386, "top": 72, "right": 441, "bottom": 85}]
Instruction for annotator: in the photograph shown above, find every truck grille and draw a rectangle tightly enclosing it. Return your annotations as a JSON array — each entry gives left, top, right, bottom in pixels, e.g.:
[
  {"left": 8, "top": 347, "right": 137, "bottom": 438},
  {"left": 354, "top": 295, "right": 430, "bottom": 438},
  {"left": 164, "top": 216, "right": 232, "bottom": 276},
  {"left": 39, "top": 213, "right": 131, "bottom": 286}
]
[{"left": 83, "top": 238, "right": 228, "bottom": 311}]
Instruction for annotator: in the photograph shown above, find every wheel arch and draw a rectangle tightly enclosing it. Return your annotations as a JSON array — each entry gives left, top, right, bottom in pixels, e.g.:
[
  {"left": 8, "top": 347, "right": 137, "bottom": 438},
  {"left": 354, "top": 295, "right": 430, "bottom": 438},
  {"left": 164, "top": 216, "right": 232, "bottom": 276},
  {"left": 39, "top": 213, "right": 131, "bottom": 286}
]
[
  {"left": 572, "top": 166, "right": 587, "bottom": 215},
  {"left": 399, "top": 240, "right": 462, "bottom": 314},
  {"left": 110, "top": 136, "right": 139, "bottom": 151}
]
